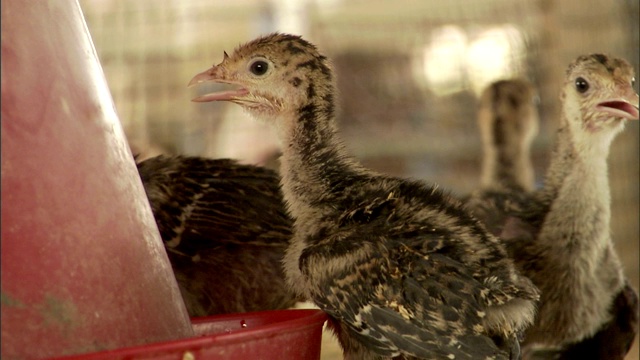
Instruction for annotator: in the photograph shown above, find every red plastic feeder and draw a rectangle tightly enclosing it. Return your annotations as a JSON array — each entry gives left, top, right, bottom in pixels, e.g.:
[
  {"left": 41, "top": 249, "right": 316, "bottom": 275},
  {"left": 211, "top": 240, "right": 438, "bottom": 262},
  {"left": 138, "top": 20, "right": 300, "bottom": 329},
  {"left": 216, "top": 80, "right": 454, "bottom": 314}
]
[
  {"left": 49, "top": 309, "right": 328, "bottom": 360},
  {"left": 1, "top": 1, "right": 193, "bottom": 358},
  {"left": 2, "top": 2, "right": 328, "bottom": 360}
]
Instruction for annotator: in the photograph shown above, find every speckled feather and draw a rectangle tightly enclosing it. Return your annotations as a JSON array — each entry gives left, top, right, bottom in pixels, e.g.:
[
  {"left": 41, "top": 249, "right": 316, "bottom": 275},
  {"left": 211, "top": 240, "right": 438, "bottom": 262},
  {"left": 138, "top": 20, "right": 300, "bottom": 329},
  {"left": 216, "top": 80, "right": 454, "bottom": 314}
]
[
  {"left": 299, "top": 183, "right": 539, "bottom": 360},
  {"left": 189, "top": 33, "right": 540, "bottom": 360},
  {"left": 137, "top": 155, "right": 298, "bottom": 316}
]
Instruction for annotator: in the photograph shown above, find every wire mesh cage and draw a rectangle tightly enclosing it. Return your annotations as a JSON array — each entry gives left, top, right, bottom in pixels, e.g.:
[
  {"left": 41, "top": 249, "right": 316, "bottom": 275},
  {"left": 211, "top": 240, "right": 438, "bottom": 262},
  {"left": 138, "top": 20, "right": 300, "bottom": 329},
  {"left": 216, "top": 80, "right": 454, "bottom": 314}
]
[{"left": 80, "top": 1, "right": 639, "bottom": 358}]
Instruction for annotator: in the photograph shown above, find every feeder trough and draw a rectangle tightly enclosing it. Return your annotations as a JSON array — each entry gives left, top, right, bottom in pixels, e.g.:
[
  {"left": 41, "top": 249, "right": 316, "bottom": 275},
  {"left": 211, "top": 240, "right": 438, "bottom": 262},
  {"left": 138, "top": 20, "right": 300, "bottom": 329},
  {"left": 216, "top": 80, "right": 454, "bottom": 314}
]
[{"left": 48, "top": 309, "right": 328, "bottom": 360}]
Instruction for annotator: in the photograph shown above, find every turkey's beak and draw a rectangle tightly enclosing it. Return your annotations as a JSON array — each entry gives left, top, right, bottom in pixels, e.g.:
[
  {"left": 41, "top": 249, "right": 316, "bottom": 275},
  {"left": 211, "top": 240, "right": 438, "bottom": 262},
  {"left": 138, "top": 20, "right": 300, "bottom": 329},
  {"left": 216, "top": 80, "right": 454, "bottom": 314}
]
[
  {"left": 596, "top": 98, "right": 639, "bottom": 120},
  {"left": 596, "top": 86, "right": 639, "bottom": 120},
  {"left": 188, "top": 66, "right": 249, "bottom": 102}
]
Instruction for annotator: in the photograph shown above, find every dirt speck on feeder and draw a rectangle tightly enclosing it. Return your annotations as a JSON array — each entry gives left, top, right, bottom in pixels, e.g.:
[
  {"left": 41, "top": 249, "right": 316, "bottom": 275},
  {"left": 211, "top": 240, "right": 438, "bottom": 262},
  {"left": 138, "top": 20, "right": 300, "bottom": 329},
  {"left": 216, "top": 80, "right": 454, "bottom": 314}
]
[
  {"left": 1, "top": 292, "right": 27, "bottom": 308},
  {"left": 39, "top": 294, "right": 80, "bottom": 329}
]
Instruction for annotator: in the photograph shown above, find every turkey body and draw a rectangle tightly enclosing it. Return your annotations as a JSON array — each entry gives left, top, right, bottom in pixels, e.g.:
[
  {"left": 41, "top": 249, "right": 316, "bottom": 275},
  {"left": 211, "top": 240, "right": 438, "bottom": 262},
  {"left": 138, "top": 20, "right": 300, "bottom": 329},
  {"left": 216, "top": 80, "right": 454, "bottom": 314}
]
[
  {"left": 465, "top": 78, "right": 540, "bottom": 238},
  {"left": 189, "top": 33, "right": 540, "bottom": 360},
  {"left": 469, "top": 55, "right": 639, "bottom": 359},
  {"left": 137, "top": 155, "right": 298, "bottom": 316}
]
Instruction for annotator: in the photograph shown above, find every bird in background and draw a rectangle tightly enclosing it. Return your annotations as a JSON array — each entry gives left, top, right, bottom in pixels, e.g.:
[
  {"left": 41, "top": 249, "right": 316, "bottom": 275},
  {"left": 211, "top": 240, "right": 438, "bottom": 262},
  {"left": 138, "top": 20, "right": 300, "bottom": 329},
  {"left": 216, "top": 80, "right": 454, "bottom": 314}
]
[
  {"left": 485, "top": 54, "right": 638, "bottom": 359},
  {"left": 465, "top": 79, "right": 540, "bottom": 237},
  {"left": 477, "top": 79, "right": 539, "bottom": 194},
  {"left": 189, "top": 32, "right": 539, "bottom": 360},
  {"left": 136, "top": 155, "right": 299, "bottom": 316}
]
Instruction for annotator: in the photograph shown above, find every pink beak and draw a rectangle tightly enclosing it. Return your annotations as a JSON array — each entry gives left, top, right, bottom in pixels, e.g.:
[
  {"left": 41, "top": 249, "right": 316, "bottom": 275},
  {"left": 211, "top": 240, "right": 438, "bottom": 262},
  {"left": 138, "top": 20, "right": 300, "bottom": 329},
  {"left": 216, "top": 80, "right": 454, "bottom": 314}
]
[
  {"left": 596, "top": 99, "right": 639, "bottom": 120},
  {"left": 188, "top": 66, "right": 249, "bottom": 102}
]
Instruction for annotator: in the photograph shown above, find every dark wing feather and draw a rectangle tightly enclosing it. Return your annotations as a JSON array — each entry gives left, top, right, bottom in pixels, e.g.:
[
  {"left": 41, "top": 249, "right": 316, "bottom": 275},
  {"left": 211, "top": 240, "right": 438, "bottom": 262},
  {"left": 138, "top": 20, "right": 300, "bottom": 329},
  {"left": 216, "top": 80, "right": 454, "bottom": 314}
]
[
  {"left": 463, "top": 189, "right": 534, "bottom": 238},
  {"left": 137, "top": 155, "right": 292, "bottom": 256},
  {"left": 136, "top": 155, "right": 296, "bottom": 316},
  {"left": 301, "top": 222, "right": 510, "bottom": 360}
]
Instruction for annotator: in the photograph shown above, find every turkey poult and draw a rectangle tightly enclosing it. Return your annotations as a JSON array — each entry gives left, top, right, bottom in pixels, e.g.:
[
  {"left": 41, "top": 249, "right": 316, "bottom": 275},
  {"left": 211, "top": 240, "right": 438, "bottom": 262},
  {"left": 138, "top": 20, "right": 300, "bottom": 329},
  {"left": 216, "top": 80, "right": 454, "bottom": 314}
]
[
  {"left": 189, "top": 33, "right": 539, "bottom": 360},
  {"left": 136, "top": 155, "right": 298, "bottom": 316},
  {"left": 495, "top": 54, "right": 638, "bottom": 359},
  {"left": 465, "top": 79, "right": 540, "bottom": 237},
  {"left": 477, "top": 79, "right": 539, "bottom": 194}
]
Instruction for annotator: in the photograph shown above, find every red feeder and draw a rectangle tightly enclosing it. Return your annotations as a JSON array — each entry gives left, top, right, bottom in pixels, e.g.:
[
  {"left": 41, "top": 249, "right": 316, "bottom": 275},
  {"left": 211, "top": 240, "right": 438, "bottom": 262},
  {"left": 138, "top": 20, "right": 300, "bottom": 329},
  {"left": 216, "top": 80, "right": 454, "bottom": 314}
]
[
  {"left": 49, "top": 309, "right": 328, "bottom": 360},
  {"left": 1, "top": 1, "right": 194, "bottom": 358}
]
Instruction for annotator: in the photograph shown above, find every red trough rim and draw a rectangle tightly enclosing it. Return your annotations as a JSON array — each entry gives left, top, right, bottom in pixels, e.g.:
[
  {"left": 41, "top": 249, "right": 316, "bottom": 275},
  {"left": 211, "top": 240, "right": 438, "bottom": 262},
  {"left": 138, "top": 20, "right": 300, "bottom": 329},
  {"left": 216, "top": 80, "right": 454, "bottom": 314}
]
[{"left": 49, "top": 309, "right": 328, "bottom": 359}]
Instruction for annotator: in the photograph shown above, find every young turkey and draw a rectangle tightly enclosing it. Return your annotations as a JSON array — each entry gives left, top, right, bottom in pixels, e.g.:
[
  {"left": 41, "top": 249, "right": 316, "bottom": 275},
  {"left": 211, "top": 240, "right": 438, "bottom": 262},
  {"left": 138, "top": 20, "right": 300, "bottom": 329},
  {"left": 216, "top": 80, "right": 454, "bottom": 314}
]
[
  {"left": 487, "top": 54, "right": 639, "bottom": 359},
  {"left": 137, "top": 155, "right": 298, "bottom": 316},
  {"left": 189, "top": 33, "right": 539, "bottom": 360},
  {"left": 477, "top": 79, "right": 539, "bottom": 193},
  {"left": 465, "top": 79, "right": 540, "bottom": 237}
]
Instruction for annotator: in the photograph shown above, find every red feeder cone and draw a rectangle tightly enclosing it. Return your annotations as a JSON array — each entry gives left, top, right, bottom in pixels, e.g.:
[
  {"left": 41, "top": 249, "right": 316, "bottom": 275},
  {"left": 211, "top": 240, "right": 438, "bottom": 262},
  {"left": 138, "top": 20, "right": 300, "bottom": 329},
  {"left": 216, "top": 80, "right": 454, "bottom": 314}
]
[{"left": 0, "top": 1, "right": 194, "bottom": 359}]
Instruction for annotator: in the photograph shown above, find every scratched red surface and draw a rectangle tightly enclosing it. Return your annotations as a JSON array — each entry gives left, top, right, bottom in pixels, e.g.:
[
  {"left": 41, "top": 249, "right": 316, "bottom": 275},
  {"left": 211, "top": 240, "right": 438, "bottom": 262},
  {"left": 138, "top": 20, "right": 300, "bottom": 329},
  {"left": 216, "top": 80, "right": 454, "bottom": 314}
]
[{"left": 0, "top": 1, "right": 194, "bottom": 358}]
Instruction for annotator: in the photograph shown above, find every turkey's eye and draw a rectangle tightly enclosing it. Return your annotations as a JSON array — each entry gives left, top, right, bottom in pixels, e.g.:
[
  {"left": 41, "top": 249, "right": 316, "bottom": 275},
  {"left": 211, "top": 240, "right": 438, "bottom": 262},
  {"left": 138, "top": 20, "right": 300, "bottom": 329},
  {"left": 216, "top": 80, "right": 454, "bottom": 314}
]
[
  {"left": 632, "top": 77, "right": 636, "bottom": 88},
  {"left": 575, "top": 77, "right": 589, "bottom": 93},
  {"left": 250, "top": 60, "right": 269, "bottom": 76}
]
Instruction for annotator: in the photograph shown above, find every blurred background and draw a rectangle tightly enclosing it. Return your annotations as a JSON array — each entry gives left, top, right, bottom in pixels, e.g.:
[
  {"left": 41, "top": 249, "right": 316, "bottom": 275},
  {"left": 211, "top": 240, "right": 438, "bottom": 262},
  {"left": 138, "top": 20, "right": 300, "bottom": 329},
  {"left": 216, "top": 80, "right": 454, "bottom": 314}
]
[{"left": 79, "top": 0, "right": 638, "bottom": 358}]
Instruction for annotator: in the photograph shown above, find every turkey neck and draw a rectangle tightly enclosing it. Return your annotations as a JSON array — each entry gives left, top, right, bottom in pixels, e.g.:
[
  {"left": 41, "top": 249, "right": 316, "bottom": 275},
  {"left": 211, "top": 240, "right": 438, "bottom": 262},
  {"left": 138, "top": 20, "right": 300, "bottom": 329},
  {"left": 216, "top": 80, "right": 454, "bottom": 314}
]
[
  {"left": 277, "top": 85, "right": 370, "bottom": 296},
  {"left": 482, "top": 133, "right": 535, "bottom": 192},
  {"left": 522, "top": 101, "right": 627, "bottom": 346},
  {"left": 277, "top": 88, "right": 368, "bottom": 222},
  {"left": 534, "top": 126, "right": 575, "bottom": 209},
  {"left": 535, "top": 112, "right": 615, "bottom": 259}
]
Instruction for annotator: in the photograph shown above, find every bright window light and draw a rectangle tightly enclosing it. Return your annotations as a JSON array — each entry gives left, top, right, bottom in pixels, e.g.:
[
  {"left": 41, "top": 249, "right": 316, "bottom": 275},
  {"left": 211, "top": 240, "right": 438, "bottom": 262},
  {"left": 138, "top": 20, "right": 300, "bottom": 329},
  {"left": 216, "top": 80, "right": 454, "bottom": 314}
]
[
  {"left": 466, "top": 25, "right": 525, "bottom": 95},
  {"left": 422, "top": 26, "right": 468, "bottom": 96}
]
